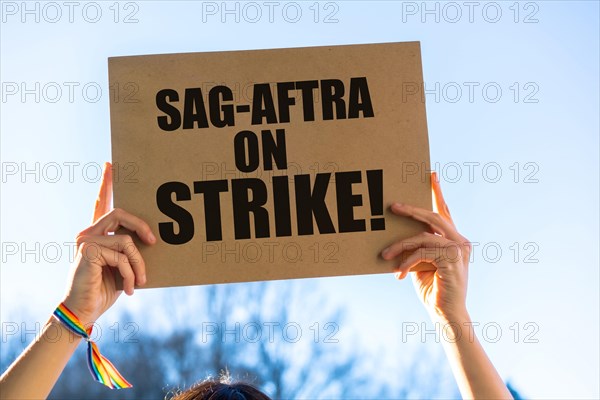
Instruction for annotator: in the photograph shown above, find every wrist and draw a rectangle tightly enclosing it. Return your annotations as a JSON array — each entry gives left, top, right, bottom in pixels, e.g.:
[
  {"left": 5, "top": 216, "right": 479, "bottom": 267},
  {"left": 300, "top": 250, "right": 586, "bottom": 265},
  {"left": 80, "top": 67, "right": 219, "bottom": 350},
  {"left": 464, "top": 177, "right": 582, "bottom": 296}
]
[
  {"left": 430, "top": 307, "right": 471, "bottom": 325},
  {"left": 45, "top": 316, "right": 83, "bottom": 346},
  {"left": 58, "top": 299, "right": 97, "bottom": 329},
  {"left": 430, "top": 310, "right": 478, "bottom": 345}
]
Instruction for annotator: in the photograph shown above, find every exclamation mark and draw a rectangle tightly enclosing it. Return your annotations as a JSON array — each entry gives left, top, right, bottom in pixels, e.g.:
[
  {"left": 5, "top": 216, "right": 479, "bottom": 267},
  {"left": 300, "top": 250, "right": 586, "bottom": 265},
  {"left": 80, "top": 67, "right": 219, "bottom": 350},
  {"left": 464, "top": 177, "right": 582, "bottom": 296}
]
[{"left": 366, "top": 170, "right": 385, "bottom": 231}]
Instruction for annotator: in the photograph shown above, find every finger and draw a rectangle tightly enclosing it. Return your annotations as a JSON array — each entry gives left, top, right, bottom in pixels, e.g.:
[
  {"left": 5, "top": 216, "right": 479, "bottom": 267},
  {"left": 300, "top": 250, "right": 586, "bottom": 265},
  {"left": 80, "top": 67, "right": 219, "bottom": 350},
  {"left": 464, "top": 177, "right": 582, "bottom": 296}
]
[
  {"left": 382, "top": 232, "right": 446, "bottom": 261},
  {"left": 410, "top": 270, "right": 435, "bottom": 287},
  {"left": 431, "top": 171, "right": 454, "bottom": 225},
  {"left": 395, "top": 270, "right": 409, "bottom": 280},
  {"left": 381, "top": 232, "right": 462, "bottom": 265},
  {"left": 394, "top": 251, "right": 439, "bottom": 280},
  {"left": 80, "top": 243, "right": 135, "bottom": 295},
  {"left": 390, "top": 202, "right": 463, "bottom": 242},
  {"left": 77, "top": 234, "right": 146, "bottom": 286},
  {"left": 82, "top": 208, "right": 156, "bottom": 245},
  {"left": 409, "top": 262, "right": 437, "bottom": 273},
  {"left": 92, "top": 162, "right": 113, "bottom": 223}
]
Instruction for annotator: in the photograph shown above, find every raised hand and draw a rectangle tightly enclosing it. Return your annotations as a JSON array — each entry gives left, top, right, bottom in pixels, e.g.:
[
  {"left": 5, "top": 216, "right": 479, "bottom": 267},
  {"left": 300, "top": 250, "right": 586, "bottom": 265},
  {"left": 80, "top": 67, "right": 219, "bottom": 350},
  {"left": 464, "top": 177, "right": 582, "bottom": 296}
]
[
  {"left": 381, "top": 171, "right": 472, "bottom": 321},
  {"left": 62, "top": 162, "right": 156, "bottom": 326}
]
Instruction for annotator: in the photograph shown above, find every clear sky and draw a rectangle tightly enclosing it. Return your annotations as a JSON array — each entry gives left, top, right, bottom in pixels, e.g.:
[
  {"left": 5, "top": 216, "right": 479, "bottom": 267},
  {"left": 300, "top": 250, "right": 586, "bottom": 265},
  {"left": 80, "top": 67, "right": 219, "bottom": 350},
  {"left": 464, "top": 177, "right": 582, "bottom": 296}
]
[{"left": 1, "top": 1, "right": 599, "bottom": 398}]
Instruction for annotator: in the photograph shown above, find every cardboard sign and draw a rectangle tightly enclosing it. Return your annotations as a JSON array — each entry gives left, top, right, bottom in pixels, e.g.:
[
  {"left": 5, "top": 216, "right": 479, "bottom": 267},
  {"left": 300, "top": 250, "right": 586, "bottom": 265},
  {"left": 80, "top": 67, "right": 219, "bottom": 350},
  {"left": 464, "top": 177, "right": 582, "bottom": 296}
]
[{"left": 108, "top": 42, "right": 432, "bottom": 289}]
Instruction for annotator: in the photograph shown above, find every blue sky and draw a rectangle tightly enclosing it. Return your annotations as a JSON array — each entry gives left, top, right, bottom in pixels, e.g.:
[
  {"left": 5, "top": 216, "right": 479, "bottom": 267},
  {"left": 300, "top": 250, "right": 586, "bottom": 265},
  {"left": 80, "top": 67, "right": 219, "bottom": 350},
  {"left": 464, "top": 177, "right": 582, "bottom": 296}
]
[{"left": 1, "top": 1, "right": 599, "bottom": 398}]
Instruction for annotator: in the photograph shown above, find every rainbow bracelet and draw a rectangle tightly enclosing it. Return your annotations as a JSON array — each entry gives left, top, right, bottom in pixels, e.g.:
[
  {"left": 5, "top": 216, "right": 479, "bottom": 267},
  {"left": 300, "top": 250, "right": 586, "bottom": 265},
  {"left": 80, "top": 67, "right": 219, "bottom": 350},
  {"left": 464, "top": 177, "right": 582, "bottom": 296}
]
[{"left": 53, "top": 303, "right": 132, "bottom": 389}]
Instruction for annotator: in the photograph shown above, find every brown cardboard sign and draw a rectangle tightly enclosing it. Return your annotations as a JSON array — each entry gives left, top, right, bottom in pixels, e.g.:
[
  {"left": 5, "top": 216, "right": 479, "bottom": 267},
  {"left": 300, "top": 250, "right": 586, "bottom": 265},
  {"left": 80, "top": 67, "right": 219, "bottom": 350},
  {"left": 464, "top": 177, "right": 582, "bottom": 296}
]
[{"left": 108, "top": 41, "right": 432, "bottom": 289}]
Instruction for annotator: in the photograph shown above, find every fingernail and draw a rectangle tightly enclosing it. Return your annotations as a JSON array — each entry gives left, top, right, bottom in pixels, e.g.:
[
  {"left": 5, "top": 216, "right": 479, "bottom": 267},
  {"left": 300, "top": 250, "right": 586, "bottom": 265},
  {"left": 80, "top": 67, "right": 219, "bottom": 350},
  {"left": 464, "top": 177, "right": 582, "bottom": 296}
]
[
  {"left": 140, "top": 274, "right": 147, "bottom": 285},
  {"left": 148, "top": 231, "right": 156, "bottom": 243},
  {"left": 381, "top": 248, "right": 390, "bottom": 258},
  {"left": 392, "top": 202, "right": 403, "bottom": 209}
]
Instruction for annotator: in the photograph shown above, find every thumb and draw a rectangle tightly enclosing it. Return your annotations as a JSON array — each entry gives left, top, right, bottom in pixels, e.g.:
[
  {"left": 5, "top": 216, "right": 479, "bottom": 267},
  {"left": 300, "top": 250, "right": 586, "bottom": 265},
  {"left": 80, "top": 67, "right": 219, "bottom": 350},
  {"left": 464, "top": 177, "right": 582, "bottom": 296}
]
[
  {"left": 92, "top": 162, "right": 113, "bottom": 223},
  {"left": 431, "top": 171, "right": 454, "bottom": 226}
]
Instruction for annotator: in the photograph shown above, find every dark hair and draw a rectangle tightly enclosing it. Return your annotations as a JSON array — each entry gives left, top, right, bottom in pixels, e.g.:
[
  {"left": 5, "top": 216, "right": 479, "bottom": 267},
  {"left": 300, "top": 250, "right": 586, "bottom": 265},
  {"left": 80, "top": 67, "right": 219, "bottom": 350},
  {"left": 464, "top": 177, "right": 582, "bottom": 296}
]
[{"left": 170, "top": 377, "right": 272, "bottom": 400}]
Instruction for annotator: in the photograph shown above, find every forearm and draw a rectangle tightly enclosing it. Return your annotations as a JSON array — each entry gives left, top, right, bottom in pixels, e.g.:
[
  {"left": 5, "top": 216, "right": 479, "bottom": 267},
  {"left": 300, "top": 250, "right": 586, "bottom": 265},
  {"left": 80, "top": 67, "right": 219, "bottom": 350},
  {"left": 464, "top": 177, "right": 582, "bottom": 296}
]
[
  {"left": 0, "top": 315, "right": 81, "bottom": 400},
  {"left": 434, "top": 312, "right": 513, "bottom": 400}
]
